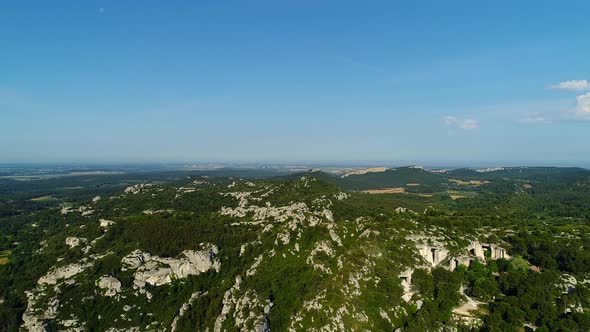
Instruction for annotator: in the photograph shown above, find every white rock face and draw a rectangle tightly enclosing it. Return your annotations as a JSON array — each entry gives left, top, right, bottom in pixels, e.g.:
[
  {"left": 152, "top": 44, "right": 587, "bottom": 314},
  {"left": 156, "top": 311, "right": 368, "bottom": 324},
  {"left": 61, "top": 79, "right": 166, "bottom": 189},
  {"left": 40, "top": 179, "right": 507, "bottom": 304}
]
[
  {"left": 21, "top": 291, "right": 55, "bottom": 332},
  {"left": 22, "top": 260, "right": 93, "bottom": 331},
  {"left": 81, "top": 209, "right": 94, "bottom": 216},
  {"left": 410, "top": 236, "right": 511, "bottom": 271},
  {"left": 105, "top": 328, "right": 141, "bottom": 332},
  {"left": 399, "top": 269, "right": 414, "bottom": 302},
  {"left": 222, "top": 200, "right": 310, "bottom": 223},
  {"left": 341, "top": 167, "right": 388, "bottom": 177},
  {"left": 171, "top": 291, "right": 206, "bottom": 332},
  {"left": 395, "top": 207, "right": 416, "bottom": 214},
  {"left": 359, "top": 229, "right": 380, "bottom": 238},
  {"left": 220, "top": 189, "right": 335, "bottom": 228},
  {"left": 121, "top": 245, "right": 221, "bottom": 289},
  {"left": 476, "top": 167, "right": 504, "bottom": 173},
  {"left": 124, "top": 183, "right": 152, "bottom": 195},
  {"left": 99, "top": 219, "right": 115, "bottom": 228},
  {"left": 416, "top": 243, "right": 449, "bottom": 267},
  {"left": 489, "top": 245, "right": 509, "bottom": 260},
  {"left": 334, "top": 192, "right": 349, "bottom": 200},
  {"left": 559, "top": 274, "right": 578, "bottom": 294},
  {"left": 466, "top": 241, "right": 486, "bottom": 260},
  {"left": 38, "top": 263, "right": 92, "bottom": 285},
  {"left": 449, "top": 256, "right": 472, "bottom": 270},
  {"left": 60, "top": 205, "right": 93, "bottom": 216},
  {"left": 97, "top": 275, "right": 122, "bottom": 297},
  {"left": 214, "top": 276, "right": 242, "bottom": 332},
  {"left": 252, "top": 299, "right": 273, "bottom": 332},
  {"left": 327, "top": 224, "right": 342, "bottom": 247},
  {"left": 142, "top": 209, "right": 174, "bottom": 215},
  {"left": 92, "top": 196, "right": 101, "bottom": 202},
  {"left": 61, "top": 319, "right": 81, "bottom": 329},
  {"left": 121, "top": 250, "right": 151, "bottom": 271},
  {"left": 65, "top": 237, "right": 86, "bottom": 248},
  {"left": 246, "top": 255, "right": 263, "bottom": 277},
  {"left": 395, "top": 207, "right": 408, "bottom": 214},
  {"left": 176, "top": 187, "right": 196, "bottom": 197},
  {"left": 322, "top": 209, "right": 334, "bottom": 222},
  {"left": 216, "top": 286, "right": 271, "bottom": 332},
  {"left": 60, "top": 206, "right": 73, "bottom": 215},
  {"left": 306, "top": 241, "right": 334, "bottom": 274},
  {"left": 466, "top": 241, "right": 510, "bottom": 261}
]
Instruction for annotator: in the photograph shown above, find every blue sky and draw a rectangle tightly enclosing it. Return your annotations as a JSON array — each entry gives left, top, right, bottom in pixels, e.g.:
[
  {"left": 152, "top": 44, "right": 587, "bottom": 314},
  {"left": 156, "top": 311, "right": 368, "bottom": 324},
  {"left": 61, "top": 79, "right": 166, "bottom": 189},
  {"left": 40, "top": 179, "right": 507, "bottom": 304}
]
[{"left": 1, "top": 1, "right": 589, "bottom": 165}]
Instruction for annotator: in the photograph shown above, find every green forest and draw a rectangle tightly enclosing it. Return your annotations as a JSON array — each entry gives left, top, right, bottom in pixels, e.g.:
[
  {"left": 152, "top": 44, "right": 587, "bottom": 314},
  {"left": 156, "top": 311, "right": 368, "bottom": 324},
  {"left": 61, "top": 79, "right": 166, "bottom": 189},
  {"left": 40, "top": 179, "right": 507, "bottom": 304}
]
[{"left": 0, "top": 166, "right": 589, "bottom": 331}]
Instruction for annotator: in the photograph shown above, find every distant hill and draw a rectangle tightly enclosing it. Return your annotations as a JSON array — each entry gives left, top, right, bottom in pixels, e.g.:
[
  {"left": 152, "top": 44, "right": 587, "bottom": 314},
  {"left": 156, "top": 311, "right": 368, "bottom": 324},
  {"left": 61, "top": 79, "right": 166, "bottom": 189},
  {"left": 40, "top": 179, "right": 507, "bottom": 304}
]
[
  {"left": 446, "top": 166, "right": 590, "bottom": 179},
  {"left": 334, "top": 167, "right": 447, "bottom": 192}
]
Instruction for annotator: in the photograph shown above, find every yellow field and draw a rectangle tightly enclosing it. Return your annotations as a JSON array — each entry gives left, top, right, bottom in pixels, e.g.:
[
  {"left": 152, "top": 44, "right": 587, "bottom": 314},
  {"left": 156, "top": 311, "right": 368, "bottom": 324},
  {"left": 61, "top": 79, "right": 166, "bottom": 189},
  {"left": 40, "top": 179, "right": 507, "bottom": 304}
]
[
  {"left": 0, "top": 250, "right": 11, "bottom": 265},
  {"left": 447, "top": 190, "right": 477, "bottom": 200},
  {"left": 30, "top": 195, "right": 57, "bottom": 202},
  {"left": 449, "top": 179, "right": 490, "bottom": 186},
  {"left": 363, "top": 188, "right": 434, "bottom": 197},
  {"left": 363, "top": 187, "right": 406, "bottom": 194}
]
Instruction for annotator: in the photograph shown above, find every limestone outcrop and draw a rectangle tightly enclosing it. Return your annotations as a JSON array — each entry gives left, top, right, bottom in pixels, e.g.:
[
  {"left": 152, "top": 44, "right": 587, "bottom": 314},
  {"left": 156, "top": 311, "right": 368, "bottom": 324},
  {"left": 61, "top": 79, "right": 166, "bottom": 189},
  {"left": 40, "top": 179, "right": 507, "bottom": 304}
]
[
  {"left": 121, "top": 244, "right": 221, "bottom": 289},
  {"left": 465, "top": 241, "right": 510, "bottom": 261},
  {"left": 124, "top": 184, "right": 152, "bottom": 195},
  {"left": 38, "top": 263, "right": 92, "bottom": 285},
  {"left": 416, "top": 243, "right": 449, "bottom": 267},
  {"left": 65, "top": 237, "right": 86, "bottom": 248},
  {"left": 97, "top": 275, "right": 122, "bottom": 297},
  {"left": 99, "top": 219, "right": 115, "bottom": 228}
]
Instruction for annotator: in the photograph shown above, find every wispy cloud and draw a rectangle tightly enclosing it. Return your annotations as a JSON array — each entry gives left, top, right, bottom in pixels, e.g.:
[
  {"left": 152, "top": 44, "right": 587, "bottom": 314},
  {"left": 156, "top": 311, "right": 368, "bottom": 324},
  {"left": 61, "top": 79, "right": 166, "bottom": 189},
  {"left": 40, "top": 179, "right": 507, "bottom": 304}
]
[
  {"left": 460, "top": 119, "right": 479, "bottom": 129},
  {"left": 540, "top": 79, "right": 590, "bottom": 121},
  {"left": 444, "top": 116, "right": 458, "bottom": 125},
  {"left": 575, "top": 92, "right": 590, "bottom": 119},
  {"left": 519, "top": 114, "right": 551, "bottom": 124},
  {"left": 551, "top": 80, "right": 590, "bottom": 91},
  {"left": 444, "top": 116, "right": 479, "bottom": 130}
]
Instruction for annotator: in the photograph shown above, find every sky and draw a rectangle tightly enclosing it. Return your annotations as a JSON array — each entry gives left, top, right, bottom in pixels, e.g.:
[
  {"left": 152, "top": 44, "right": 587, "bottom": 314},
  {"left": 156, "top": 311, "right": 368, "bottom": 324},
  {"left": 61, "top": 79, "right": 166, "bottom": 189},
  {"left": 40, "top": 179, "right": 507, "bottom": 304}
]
[{"left": 1, "top": 1, "right": 590, "bottom": 165}]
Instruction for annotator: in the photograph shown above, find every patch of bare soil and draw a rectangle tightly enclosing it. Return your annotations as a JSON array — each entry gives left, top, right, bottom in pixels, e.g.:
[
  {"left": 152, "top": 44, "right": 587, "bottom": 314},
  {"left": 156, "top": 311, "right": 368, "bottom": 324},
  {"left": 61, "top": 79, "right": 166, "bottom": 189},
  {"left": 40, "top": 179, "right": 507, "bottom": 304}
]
[{"left": 342, "top": 167, "right": 388, "bottom": 177}]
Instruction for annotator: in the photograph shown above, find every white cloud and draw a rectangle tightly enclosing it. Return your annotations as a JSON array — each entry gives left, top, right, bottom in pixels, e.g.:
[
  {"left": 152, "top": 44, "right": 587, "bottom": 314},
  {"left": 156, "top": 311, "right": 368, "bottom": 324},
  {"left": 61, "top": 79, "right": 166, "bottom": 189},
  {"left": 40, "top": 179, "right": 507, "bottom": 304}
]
[
  {"left": 575, "top": 92, "right": 590, "bottom": 119},
  {"left": 543, "top": 80, "right": 590, "bottom": 121},
  {"left": 444, "top": 116, "right": 478, "bottom": 130},
  {"left": 460, "top": 119, "right": 479, "bottom": 129},
  {"left": 444, "top": 116, "right": 458, "bottom": 125},
  {"left": 551, "top": 80, "right": 590, "bottom": 91},
  {"left": 519, "top": 113, "right": 551, "bottom": 124}
]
